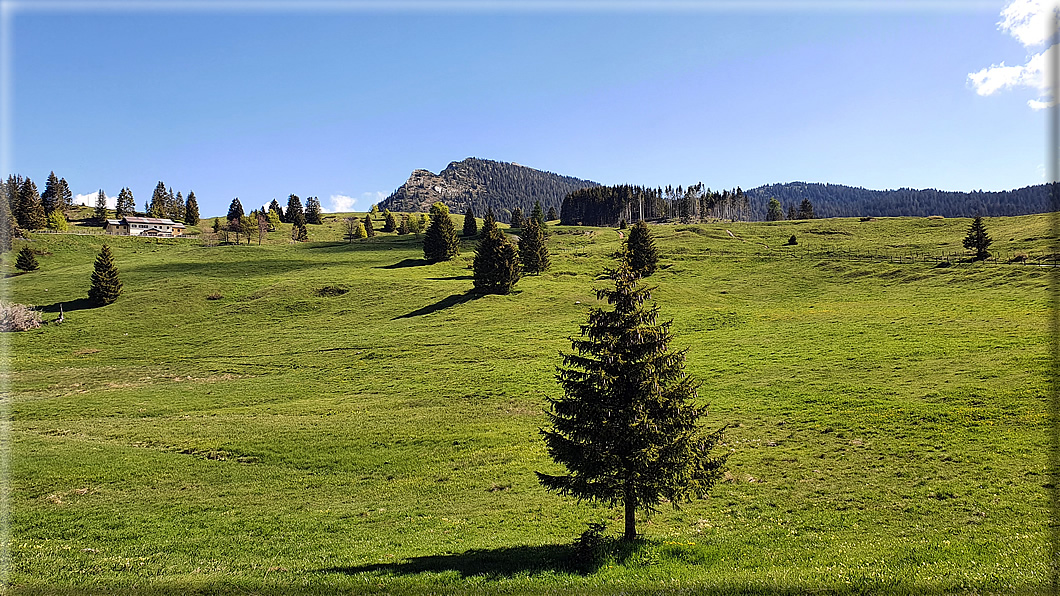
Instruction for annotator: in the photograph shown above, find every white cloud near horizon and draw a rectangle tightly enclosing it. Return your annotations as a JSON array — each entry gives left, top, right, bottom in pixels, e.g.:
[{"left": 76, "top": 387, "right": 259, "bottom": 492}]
[
  {"left": 322, "top": 191, "right": 387, "bottom": 213},
  {"left": 73, "top": 190, "right": 117, "bottom": 209},
  {"left": 968, "top": 0, "right": 1059, "bottom": 110}
]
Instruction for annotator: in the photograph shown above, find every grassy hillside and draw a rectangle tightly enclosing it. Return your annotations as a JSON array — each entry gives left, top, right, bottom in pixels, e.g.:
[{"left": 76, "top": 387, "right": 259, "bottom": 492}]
[{"left": 6, "top": 214, "right": 1054, "bottom": 594}]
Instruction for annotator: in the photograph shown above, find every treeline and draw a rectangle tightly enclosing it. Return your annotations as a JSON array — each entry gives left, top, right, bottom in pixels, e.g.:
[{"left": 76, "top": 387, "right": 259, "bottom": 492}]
[
  {"left": 560, "top": 184, "right": 749, "bottom": 227},
  {"left": 381, "top": 157, "right": 598, "bottom": 224},
  {"left": 744, "top": 182, "right": 1054, "bottom": 219}
]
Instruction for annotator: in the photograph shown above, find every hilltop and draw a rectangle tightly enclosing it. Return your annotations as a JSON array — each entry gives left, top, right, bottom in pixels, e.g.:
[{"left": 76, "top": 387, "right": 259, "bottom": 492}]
[{"left": 378, "top": 157, "right": 598, "bottom": 223}]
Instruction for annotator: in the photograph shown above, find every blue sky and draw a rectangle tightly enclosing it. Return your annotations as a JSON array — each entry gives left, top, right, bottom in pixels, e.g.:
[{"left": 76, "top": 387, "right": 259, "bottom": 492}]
[{"left": 2, "top": 1, "right": 1053, "bottom": 218}]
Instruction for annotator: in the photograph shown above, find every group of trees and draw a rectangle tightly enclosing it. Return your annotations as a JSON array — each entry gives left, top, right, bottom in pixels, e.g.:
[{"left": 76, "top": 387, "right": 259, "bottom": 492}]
[
  {"left": 766, "top": 197, "right": 816, "bottom": 221},
  {"left": 146, "top": 182, "right": 199, "bottom": 224},
  {"left": 560, "top": 184, "right": 751, "bottom": 227}
]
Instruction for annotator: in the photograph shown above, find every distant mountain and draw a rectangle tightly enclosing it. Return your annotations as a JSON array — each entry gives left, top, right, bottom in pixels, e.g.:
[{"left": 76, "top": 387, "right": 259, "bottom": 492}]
[
  {"left": 744, "top": 182, "right": 1053, "bottom": 219},
  {"left": 378, "top": 157, "right": 599, "bottom": 223}
]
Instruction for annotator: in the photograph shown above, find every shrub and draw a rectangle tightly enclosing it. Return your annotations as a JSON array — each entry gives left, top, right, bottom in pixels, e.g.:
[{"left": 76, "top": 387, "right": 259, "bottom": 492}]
[
  {"left": 786, "top": 235, "right": 797, "bottom": 246},
  {"left": 315, "top": 285, "right": 349, "bottom": 297},
  {"left": 206, "top": 292, "right": 223, "bottom": 300},
  {"left": 15, "top": 246, "right": 39, "bottom": 272},
  {"left": 0, "top": 302, "right": 42, "bottom": 331}
]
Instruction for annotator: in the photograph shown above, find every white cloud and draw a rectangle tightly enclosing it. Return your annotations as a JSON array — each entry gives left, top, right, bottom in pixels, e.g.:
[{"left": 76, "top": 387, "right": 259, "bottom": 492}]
[
  {"left": 73, "top": 191, "right": 116, "bottom": 209},
  {"left": 322, "top": 191, "right": 387, "bottom": 213},
  {"left": 969, "top": 0, "right": 1059, "bottom": 108}
]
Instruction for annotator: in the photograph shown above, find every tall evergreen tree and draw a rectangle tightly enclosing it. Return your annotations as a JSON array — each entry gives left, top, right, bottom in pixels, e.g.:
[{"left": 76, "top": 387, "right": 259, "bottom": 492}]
[
  {"left": 786, "top": 204, "right": 797, "bottom": 220},
  {"left": 531, "top": 200, "right": 545, "bottom": 225},
  {"left": 538, "top": 265, "right": 728, "bottom": 541},
  {"left": 510, "top": 207, "right": 525, "bottom": 228},
  {"left": 227, "top": 198, "right": 245, "bottom": 241},
  {"left": 462, "top": 206, "right": 478, "bottom": 237},
  {"left": 16, "top": 178, "right": 46, "bottom": 230},
  {"left": 286, "top": 194, "right": 305, "bottom": 227},
  {"left": 796, "top": 198, "right": 815, "bottom": 220},
  {"left": 766, "top": 197, "right": 784, "bottom": 221},
  {"left": 305, "top": 196, "right": 323, "bottom": 224},
  {"left": 363, "top": 212, "right": 375, "bottom": 237},
  {"left": 0, "top": 190, "right": 14, "bottom": 253},
  {"left": 15, "top": 246, "right": 38, "bottom": 272},
  {"left": 383, "top": 209, "right": 397, "bottom": 233},
  {"left": 88, "top": 244, "right": 123, "bottom": 306},
  {"left": 397, "top": 214, "right": 410, "bottom": 235},
  {"left": 423, "top": 202, "right": 460, "bottom": 262},
  {"left": 57, "top": 178, "right": 73, "bottom": 213},
  {"left": 292, "top": 222, "right": 308, "bottom": 242},
  {"left": 149, "top": 182, "right": 168, "bottom": 218},
  {"left": 547, "top": 205, "right": 558, "bottom": 221},
  {"left": 473, "top": 210, "right": 520, "bottom": 294},
  {"left": 518, "top": 215, "right": 549, "bottom": 274},
  {"left": 41, "top": 171, "right": 61, "bottom": 215},
  {"left": 94, "top": 190, "right": 108, "bottom": 225},
  {"left": 174, "top": 191, "right": 184, "bottom": 220},
  {"left": 184, "top": 191, "right": 199, "bottom": 225},
  {"left": 963, "top": 215, "right": 993, "bottom": 261},
  {"left": 268, "top": 199, "right": 284, "bottom": 222},
  {"left": 116, "top": 187, "right": 135, "bottom": 218},
  {"left": 624, "top": 220, "right": 659, "bottom": 278}
]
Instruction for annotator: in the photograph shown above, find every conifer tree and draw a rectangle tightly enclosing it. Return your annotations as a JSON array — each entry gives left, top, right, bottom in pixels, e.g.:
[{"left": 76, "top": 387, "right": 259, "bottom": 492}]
[
  {"left": 408, "top": 213, "right": 424, "bottom": 235},
  {"left": 184, "top": 191, "right": 199, "bottom": 225},
  {"left": 57, "top": 178, "right": 73, "bottom": 213},
  {"left": 462, "top": 206, "right": 478, "bottom": 237},
  {"left": 531, "top": 200, "right": 545, "bottom": 225},
  {"left": 624, "top": 220, "right": 659, "bottom": 277},
  {"left": 766, "top": 197, "right": 783, "bottom": 221},
  {"left": 363, "top": 212, "right": 375, "bottom": 237},
  {"left": 94, "top": 190, "right": 108, "bottom": 225},
  {"left": 510, "top": 207, "right": 525, "bottom": 229},
  {"left": 538, "top": 265, "right": 727, "bottom": 541},
  {"left": 227, "top": 198, "right": 245, "bottom": 240},
  {"left": 286, "top": 194, "right": 305, "bottom": 227},
  {"left": 423, "top": 202, "right": 460, "bottom": 262},
  {"left": 305, "top": 196, "right": 323, "bottom": 224},
  {"left": 268, "top": 199, "right": 284, "bottom": 222},
  {"left": 796, "top": 198, "right": 815, "bottom": 220},
  {"left": 519, "top": 215, "right": 549, "bottom": 274},
  {"left": 150, "top": 182, "right": 168, "bottom": 218},
  {"left": 963, "top": 215, "right": 993, "bottom": 261},
  {"left": 16, "top": 178, "right": 46, "bottom": 230},
  {"left": 0, "top": 192, "right": 14, "bottom": 253},
  {"left": 88, "top": 244, "right": 122, "bottom": 306},
  {"left": 116, "top": 187, "right": 135, "bottom": 218},
  {"left": 293, "top": 222, "right": 309, "bottom": 242},
  {"left": 547, "top": 206, "right": 558, "bottom": 221},
  {"left": 174, "top": 191, "right": 184, "bottom": 220},
  {"left": 786, "top": 204, "right": 797, "bottom": 220},
  {"left": 473, "top": 210, "right": 520, "bottom": 294},
  {"left": 383, "top": 209, "right": 397, "bottom": 233},
  {"left": 41, "top": 172, "right": 61, "bottom": 215},
  {"left": 267, "top": 209, "right": 281, "bottom": 232},
  {"left": 354, "top": 220, "right": 367, "bottom": 239},
  {"left": 397, "top": 214, "right": 410, "bottom": 235},
  {"left": 15, "top": 246, "right": 38, "bottom": 272}
]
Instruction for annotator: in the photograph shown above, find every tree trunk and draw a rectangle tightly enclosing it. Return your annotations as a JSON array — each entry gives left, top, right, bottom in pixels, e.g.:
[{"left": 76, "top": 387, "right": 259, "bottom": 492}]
[{"left": 623, "top": 489, "right": 636, "bottom": 541}]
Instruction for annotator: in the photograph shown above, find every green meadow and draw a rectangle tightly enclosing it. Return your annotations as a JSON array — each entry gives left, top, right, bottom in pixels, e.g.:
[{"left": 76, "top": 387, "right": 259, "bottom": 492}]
[{"left": 5, "top": 213, "right": 1055, "bottom": 594}]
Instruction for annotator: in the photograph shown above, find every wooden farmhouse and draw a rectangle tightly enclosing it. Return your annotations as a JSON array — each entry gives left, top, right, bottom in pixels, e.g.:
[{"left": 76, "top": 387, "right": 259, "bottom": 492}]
[{"left": 105, "top": 216, "right": 187, "bottom": 237}]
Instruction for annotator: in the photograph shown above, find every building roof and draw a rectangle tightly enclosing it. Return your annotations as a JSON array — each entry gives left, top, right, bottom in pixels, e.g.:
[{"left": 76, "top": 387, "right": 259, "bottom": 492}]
[{"left": 121, "top": 216, "right": 186, "bottom": 228}]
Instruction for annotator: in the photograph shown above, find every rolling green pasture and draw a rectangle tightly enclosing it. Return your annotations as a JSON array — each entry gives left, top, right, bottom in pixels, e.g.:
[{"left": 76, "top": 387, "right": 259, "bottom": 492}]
[{"left": 5, "top": 214, "right": 1056, "bottom": 594}]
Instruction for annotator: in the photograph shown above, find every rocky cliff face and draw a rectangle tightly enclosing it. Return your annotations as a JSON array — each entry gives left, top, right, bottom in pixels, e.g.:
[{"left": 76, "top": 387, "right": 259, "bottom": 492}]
[{"left": 379, "top": 157, "right": 598, "bottom": 222}]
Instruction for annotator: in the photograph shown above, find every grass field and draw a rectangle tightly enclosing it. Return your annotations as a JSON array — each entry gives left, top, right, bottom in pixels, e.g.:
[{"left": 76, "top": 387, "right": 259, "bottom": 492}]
[{"left": 5, "top": 213, "right": 1055, "bottom": 594}]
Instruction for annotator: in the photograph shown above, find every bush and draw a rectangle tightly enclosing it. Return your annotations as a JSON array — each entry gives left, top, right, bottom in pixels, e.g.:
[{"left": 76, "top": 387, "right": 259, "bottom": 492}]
[
  {"left": 786, "top": 235, "right": 797, "bottom": 246},
  {"left": 315, "top": 285, "right": 348, "bottom": 297},
  {"left": 15, "top": 246, "right": 39, "bottom": 272},
  {"left": 0, "top": 302, "right": 42, "bottom": 331}
]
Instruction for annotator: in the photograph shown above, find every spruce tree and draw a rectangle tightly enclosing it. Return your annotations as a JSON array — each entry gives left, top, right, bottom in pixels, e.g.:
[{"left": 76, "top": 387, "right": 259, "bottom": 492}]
[
  {"left": 88, "top": 244, "right": 122, "bottom": 306},
  {"left": 0, "top": 191, "right": 14, "bottom": 253},
  {"left": 473, "top": 210, "right": 520, "bottom": 294},
  {"left": 538, "top": 265, "right": 728, "bottom": 541},
  {"left": 383, "top": 209, "right": 397, "bottom": 233},
  {"left": 150, "top": 182, "right": 167, "bottom": 217},
  {"left": 462, "top": 206, "right": 478, "bottom": 237},
  {"left": 116, "top": 187, "right": 135, "bottom": 218},
  {"left": 184, "top": 191, "right": 199, "bottom": 225},
  {"left": 15, "top": 246, "right": 38, "bottom": 272},
  {"left": 293, "top": 222, "right": 308, "bottom": 242},
  {"left": 397, "top": 214, "right": 410, "bottom": 235},
  {"left": 519, "top": 215, "right": 549, "bottom": 274},
  {"left": 57, "top": 178, "right": 73, "bottom": 213},
  {"left": 94, "top": 190, "right": 108, "bottom": 225},
  {"left": 624, "top": 220, "right": 659, "bottom": 278},
  {"left": 796, "top": 198, "right": 815, "bottom": 220},
  {"left": 547, "top": 206, "right": 558, "bottom": 221},
  {"left": 305, "top": 196, "right": 323, "bottom": 225},
  {"left": 786, "top": 205, "right": 797, "bottom": 220},
  {"left": 510, "top": 207, "right": 525, "bottom": 229},
  {"left": 41, "top": 171, "right": 61, "bottom": 215},
  {"left": 423, "top": 202, "right": 460, "bottom": 262},
  {"left": 963, "top": 215, "right": 993, "bottom": 261},
  {"left": 268, "top": 199, "right": 284, "bottom": 222},
  {"left": 17, "top": 178, "right": 46, "bottom": 230},
  {"left": 531, "top": 200, "right": 545, "bottom": 226},
  {"left": 227, "top": 198, "right": 245, "bottom": 240},
  {"left": 363, "top": 212, "right": 375, "bottom": 237},
  {"left": 766, "top": 197, "right": 783, "bottom": 221},
  {"left": 286, "top": 195, "right": 305, "bottom": 227},
  {"left": 174, "top": 191, "right": 185, "bottom": 220}
]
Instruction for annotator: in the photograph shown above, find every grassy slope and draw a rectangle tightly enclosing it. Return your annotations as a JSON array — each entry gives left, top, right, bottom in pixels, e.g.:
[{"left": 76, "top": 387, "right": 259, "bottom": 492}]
[{"left": 6, "top": 214, "right": 1055, "bottom": 594}]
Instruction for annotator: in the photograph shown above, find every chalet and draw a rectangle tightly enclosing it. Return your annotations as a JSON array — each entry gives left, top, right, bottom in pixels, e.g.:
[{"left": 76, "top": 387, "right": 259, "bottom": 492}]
[{"left": 105, "top": 216, "right": 186, "bottom": 237}]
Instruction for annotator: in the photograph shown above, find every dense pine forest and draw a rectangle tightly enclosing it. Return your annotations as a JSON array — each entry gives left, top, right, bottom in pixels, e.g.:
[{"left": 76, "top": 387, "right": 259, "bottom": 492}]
[
  {"left": 560, "top": 184, "right": 750, "bottom": 227},
  {"left": 379, "top": 157, "right": 599, "bottom": 223}
]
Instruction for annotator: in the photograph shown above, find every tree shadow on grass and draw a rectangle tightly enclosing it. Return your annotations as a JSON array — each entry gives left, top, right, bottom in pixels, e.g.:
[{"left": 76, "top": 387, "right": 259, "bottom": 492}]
[
  {"left": 392, "top": 291, "right": 481, "bottom": 319},
  {"left": 320, "top": 543, "right": 588, "bottom": 579},
  {"left": 425, "top": 275, "right": 473, "bottom": 281},
  {"left": 39, "top": 298, "right": 97, "bottom": 313},
  {"left": 378, "top": 258, "right": 429, "bottom": 269}
]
